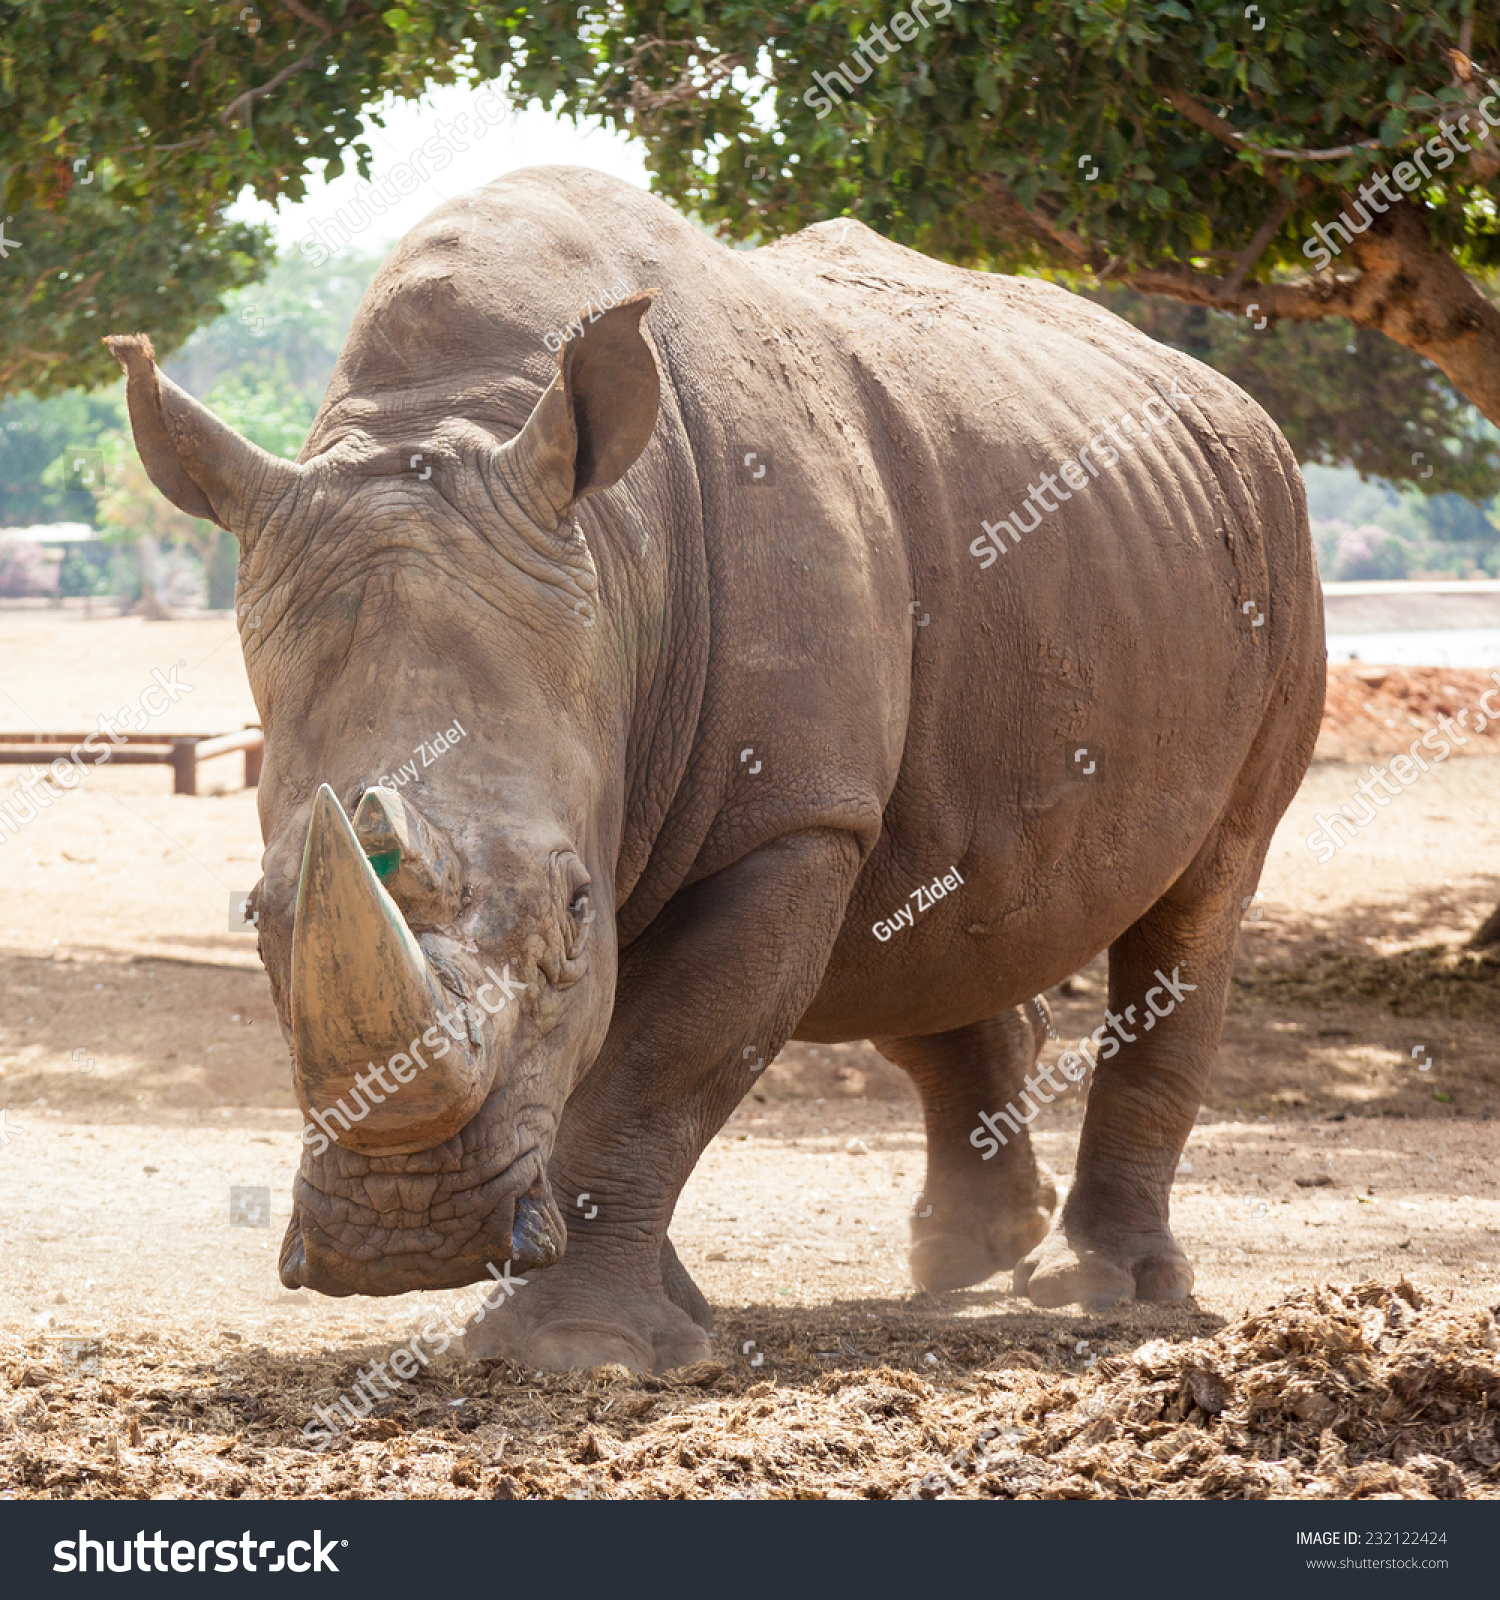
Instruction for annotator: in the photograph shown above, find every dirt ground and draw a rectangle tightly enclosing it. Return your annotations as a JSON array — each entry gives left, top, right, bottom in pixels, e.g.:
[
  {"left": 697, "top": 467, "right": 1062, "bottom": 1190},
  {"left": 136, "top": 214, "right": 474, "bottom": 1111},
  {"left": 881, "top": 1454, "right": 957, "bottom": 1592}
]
[
  {"left": 1317, "top": 663, "right": 1500, "bottom": 764},
  {"left": 1, "top": 613, "right": 1497, "bottom": 1500}
]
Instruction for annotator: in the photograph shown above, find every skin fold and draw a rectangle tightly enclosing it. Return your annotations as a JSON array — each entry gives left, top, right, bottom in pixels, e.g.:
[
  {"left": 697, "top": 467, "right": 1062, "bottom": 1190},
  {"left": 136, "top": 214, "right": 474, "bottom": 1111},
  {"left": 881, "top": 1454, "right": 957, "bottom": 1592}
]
[{"left": 107, "top": 166, "right": 1324, "bottom": 1372}]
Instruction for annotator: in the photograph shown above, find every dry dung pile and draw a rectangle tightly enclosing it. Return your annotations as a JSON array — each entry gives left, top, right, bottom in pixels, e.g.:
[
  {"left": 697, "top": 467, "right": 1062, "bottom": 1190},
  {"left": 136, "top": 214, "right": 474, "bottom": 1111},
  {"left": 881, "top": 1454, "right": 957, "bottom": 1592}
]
[
  {"left": 908, "top": 1278, "right": 1500, "bottom": 1501},
  {"left": 2, "top": 1279, "right": 1497, "bottom": 1500}
]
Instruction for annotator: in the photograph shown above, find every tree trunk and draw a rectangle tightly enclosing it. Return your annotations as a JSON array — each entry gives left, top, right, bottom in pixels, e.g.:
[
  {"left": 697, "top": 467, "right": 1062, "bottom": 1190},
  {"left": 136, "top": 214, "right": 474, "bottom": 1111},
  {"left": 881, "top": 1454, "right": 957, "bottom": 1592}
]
[
  {"left": 988, "top": 175, "right": 1500, "bottom": 432},
  {"left": 1470, "top": 902, "right": 1500, "bottom": 949},
  {"left": 136, "top": 536, "right": 173, "bottom": 621},
  {"left": 1129, "top": 203, "right": 1500, "bottom": 432}
]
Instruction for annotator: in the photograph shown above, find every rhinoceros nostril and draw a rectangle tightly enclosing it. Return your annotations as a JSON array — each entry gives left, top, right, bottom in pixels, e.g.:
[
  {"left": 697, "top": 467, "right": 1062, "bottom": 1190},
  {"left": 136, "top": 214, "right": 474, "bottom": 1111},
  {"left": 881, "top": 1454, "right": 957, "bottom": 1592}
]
[{"left": 510, "top": 1167, "right": 566, "bottom": 1271}]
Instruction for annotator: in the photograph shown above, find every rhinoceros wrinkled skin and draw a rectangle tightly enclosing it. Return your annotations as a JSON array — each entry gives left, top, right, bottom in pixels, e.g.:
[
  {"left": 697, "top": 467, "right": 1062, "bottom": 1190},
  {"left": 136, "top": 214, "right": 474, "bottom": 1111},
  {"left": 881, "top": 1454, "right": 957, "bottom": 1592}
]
[{"left": 108, "top": 165, "right": 1323, "bottom": 1372}]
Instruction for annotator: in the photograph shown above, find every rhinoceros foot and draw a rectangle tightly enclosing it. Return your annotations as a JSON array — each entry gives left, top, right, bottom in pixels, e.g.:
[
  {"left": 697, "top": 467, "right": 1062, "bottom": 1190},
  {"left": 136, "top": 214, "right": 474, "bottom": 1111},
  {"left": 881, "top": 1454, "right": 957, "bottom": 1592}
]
[
  {"left": 909, "top": 1162, "right": 1057, "bottom": 1293},
  {"left": 464, "top": 1266, "right": 713, "bottom": 1373},
  {"left": 1013, "top": 1231, "right": 1194, "bottom": 1309}
]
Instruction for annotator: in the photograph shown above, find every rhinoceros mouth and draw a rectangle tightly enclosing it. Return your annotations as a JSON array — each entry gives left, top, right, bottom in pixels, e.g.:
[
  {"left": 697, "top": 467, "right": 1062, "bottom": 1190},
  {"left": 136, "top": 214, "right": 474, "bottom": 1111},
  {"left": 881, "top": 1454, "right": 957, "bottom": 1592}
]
[{"left": 279, "top": 1141, "right": 564, "bottom": 1296}]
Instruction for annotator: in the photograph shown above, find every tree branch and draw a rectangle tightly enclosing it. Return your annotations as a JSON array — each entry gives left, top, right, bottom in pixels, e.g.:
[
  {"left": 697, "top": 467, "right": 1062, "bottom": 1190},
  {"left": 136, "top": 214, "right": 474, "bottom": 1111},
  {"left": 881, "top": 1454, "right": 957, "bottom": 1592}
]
[
  {"left": 149, "top": 133, "right": 215, "bottom": 154},
  {"left": 624, "top": 39, "right": 745, "bottom": 115},
  {"left": 220, "top": 4, "right": 373, "bottom": 127},
  {"left": 58, "top": 268, "right": 104, "bottom": 310},
  {"left": 1222, "top": 192, "right": 1296, "bottom": 294},
  {"left": 1159, "top": 87, "right": 1381, "bottom": 161},
  {"left": 976, "top": 175, "right": 1094, "bottom": 264},
  {"left": 221, "top": 47, "right": 323, "bottom": 126},
  {"left": 1119, "top": 206, "right": 1500, "bottom": 429},
  {"left": 973, "top": 168, "right": 1500, "bottom": 426},
  {"left": 1119, "top": 261, "right": 1348, "bottom": 321},
  {"left": 278, "top": 0, "right": 334, "bottom": 35}
]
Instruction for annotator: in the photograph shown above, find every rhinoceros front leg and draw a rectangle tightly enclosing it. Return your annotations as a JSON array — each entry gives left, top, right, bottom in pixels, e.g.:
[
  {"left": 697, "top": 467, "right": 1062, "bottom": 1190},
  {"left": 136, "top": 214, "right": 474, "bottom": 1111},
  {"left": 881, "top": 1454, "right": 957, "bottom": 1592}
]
[
  {"left": 660, "top": 1233, "right": 714, "bottom": 1332},
  {"left": 1015, "top": 892, "right": 1240, "bottom": 1309},
  {"left": 467, "top": 828, "right": 866, "bottom": 1372},
  {"left": 872, "top": 1006, "right": 1057, "bottom": 1292}
]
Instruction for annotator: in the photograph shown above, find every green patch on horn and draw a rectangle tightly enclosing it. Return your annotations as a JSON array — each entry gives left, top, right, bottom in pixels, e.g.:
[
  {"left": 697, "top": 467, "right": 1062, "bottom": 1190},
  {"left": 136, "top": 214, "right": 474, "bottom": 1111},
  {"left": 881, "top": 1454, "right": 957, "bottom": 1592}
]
[{"left": 366, "top": 848, "right": 401, "bottom": 882}]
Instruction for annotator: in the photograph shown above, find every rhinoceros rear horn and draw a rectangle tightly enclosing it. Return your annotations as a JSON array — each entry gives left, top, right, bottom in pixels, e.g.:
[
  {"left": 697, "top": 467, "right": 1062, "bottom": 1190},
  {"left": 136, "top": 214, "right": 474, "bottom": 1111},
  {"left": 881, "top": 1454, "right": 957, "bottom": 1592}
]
[
  {"left": 353, "top": 784, "right": 462, "bottom": 927},
  {"left": 103, "top": 333, "right": 300, "bottom": 540},
  {"left": 494, "top": 292, "right": 660, "bottom": 530},
  {"left": 291, "top": 784, "right": 492, "bottom": 1154}
]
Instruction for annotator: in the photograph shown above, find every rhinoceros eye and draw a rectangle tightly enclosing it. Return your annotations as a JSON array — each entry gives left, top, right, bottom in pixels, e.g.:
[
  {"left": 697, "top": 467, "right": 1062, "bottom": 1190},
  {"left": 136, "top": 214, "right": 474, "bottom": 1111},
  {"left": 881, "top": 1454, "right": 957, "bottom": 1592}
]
[
  {"left": 565, "top": 885, "right": 593, "bottom": 962},
  {"left": 553, "top": 852, "right": 592, "bottom": 965}
]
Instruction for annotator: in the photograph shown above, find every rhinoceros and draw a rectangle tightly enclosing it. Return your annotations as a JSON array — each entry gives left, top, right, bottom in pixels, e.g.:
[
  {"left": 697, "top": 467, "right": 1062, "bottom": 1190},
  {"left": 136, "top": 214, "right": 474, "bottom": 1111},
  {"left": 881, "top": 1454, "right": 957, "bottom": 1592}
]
[{"left": 107, "top": 165, "right": 1323, "bottom": 1371}]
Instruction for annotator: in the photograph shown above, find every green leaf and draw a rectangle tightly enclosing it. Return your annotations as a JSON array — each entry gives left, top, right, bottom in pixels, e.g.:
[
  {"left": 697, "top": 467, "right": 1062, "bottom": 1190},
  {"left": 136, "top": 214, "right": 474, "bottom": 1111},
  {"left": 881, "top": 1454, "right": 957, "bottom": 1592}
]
[{"left": 1379, "top": 110, "right": 1408, "bottom": 147}]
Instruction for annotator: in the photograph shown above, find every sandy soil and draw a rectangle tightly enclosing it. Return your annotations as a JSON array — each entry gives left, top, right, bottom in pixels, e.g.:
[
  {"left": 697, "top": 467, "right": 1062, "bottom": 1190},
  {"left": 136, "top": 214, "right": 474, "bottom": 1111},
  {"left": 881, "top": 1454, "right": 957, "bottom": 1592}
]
[{"left": 1, "top": 614, "right": 1497, "bottom": 1499}]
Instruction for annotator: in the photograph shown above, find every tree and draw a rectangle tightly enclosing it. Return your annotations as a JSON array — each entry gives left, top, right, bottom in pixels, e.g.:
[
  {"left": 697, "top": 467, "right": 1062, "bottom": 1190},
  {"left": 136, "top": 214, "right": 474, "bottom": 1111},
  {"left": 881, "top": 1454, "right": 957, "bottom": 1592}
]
[
  {"left": 162, "top": 246, "right": 384, "bottom": 411},
  {"left": 0, "top": 184, "right": 269, "bottom": 398},
  {"left": 91, "top": 442, "right": 228, "bottom": 612},
  {"left": 0, "top": 0, "right": 506, "bottom": 395},
  {"left": 8, "top": 2, "right": 1500, "bottom": 482},
  {"left": 0, "top": 385, "right": 123, "bottom": 526},
  {"left": 494, "top": 2, "right": 1500, "bottom": 453}
]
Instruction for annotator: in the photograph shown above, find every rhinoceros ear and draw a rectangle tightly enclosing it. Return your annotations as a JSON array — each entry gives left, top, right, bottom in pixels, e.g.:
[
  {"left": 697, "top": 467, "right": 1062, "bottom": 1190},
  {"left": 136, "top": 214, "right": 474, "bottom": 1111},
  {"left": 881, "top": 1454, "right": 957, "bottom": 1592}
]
[
  {"left": 103, "top": 333, "right": 301, "bottom": 539},
  {"left": 495, "top": 292, "right": 660, "bottom": 531}
]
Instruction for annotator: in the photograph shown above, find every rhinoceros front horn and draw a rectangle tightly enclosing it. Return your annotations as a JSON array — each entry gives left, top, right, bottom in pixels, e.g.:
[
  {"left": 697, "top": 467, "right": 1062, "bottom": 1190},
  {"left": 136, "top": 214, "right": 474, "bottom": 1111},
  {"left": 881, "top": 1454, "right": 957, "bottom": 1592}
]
[{"left": 291, "top": 784, "right": 490, "bottom": 1154}]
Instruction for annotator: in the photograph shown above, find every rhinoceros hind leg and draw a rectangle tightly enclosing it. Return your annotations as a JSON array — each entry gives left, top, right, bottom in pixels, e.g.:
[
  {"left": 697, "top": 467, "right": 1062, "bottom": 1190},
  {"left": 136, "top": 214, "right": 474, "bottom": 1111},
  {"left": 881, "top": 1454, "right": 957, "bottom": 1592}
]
[
  {"left": 661, "top": 1234, "right": 715, "bottom": 1332},
  {"left": 873, "top": 1006, "right": 1058, "bottom": 1294},
  {"left": 1018, "top": 742, "right": 1302, "bottom": 1309},
  {"left": 1014, "top": 917, "right": 1228, "bottom": 1309},
  {"left": 1015, "top": 1233, "right": 1191, "bottom": 1309}
]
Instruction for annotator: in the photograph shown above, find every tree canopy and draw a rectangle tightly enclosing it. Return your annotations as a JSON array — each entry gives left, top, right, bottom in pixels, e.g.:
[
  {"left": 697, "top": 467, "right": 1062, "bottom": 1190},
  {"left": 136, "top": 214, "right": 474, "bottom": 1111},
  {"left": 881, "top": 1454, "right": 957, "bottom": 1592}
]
[
  {"left": 0, "top": 0, "right": 502, "bottom": 392},
  {"left": 4, "top": 1, "right": 1500, "bottom": 491},
  {"left": 504, "top": 1, "right": 1500, "bottom": 433}
]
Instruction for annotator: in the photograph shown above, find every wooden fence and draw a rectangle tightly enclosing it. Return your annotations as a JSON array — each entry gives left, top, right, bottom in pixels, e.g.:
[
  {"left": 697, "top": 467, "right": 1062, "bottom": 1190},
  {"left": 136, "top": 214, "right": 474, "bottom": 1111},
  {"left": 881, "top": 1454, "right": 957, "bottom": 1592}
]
[{"left": 0, "top": 728, "right": 263, "bottom": 795}]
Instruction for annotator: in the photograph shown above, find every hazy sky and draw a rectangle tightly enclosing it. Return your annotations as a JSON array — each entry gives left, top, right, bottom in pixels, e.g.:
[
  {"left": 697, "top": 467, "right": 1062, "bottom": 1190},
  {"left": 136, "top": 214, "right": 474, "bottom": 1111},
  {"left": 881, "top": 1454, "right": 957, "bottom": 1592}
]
[{"left": 227, "top": 79, "right": 651, "bottom": 255}]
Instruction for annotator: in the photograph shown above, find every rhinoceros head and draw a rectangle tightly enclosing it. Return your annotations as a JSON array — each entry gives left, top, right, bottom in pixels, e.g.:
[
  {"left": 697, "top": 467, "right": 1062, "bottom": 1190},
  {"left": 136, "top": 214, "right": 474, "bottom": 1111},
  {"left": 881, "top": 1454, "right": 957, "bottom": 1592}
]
[{"left": 105, "top": 289, "right": 660, "bottom": 1296}]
